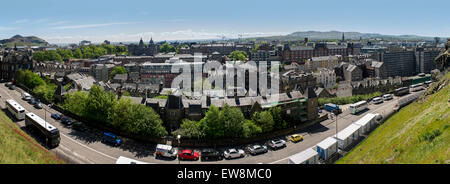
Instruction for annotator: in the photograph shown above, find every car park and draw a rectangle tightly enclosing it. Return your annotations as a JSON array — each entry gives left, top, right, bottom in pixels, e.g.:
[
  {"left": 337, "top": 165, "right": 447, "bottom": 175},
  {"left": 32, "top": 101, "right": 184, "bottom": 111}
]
[
  {"left": 61, "top": 116, "right": 73, "bottom": 126},
  {"left": 102, "top": 132, "right": 122, "bottom": 146},
  {"left": 178, "top": 149, "right": 199, "bottom": 161},
  {"left": 290, "top": 134, "right": 303, "bottom": 143},
  {"left": 155, "top": 144, "right": 177, "bottom": 159},
  {"left": 267, "top": 139, "right": 286, "bottom": 150},
  {"left": 246, "top": 144, "right": 268, "bottom": 155},
  {"left": 200, "top": 148, "right": 223, "bottom": 161},
  {"left": 223, "top": 148, "right": 245, "bottom": 159},
  {"left": 51, "top": 113, "right": 61, "bottom": 120}
]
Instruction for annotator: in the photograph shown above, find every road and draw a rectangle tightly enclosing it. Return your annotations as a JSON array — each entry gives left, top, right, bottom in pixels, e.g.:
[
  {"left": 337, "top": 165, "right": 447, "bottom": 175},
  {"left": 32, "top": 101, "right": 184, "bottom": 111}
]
[{"left": 0, "top": 83, "right": 415, "bottom": 164}]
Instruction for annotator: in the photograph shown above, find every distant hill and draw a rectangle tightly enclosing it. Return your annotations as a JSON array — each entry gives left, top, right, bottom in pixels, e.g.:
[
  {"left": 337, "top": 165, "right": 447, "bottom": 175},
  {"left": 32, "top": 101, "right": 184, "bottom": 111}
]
[
  {"left": 0, "top": 35, "right": 49, "bottom": 47},
  {"left": 246, "top": 31, "right": 439, "bottom": 42},
  {"left": 337, "top": 71, "right": 450, "bottom": 164}
]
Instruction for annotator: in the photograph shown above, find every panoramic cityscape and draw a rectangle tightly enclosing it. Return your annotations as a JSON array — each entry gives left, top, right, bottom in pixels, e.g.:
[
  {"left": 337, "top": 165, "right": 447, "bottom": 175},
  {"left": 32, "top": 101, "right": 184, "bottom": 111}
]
[{"left": 0, "top": 0, "right": 448, "bottom": 176}]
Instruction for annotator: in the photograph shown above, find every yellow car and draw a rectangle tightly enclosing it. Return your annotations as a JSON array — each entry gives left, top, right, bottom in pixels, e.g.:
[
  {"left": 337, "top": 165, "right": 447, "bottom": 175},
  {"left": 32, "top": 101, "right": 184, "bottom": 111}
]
[{"left": 290, "top": 134, "right": 303, "bottom": 143}]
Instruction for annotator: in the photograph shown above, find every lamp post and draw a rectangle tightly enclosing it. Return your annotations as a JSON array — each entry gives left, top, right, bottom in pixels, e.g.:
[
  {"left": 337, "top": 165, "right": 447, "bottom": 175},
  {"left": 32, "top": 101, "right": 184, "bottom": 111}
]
[{"left": 177, "top": 134, "right": 181, "bottom": 165}]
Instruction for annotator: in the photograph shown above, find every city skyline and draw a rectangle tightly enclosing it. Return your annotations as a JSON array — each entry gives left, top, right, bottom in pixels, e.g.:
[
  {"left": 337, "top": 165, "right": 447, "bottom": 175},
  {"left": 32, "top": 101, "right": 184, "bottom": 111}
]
[{"left": 1, "top": 0, "right": 449, "bottom": 44}]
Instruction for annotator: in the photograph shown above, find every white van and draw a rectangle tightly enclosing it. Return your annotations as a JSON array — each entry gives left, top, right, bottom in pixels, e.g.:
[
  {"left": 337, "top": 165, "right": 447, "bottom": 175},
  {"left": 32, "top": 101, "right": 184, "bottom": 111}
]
[
  {"left": 155, "top": 144, "right": 177, "bottom": 159},
  {"left": 22, "top": 92, "right": 31, "bottom": 101},
  {"left": 382, "top": 94, "right": 393, "bottom": 101},
  {"left": 372, "top": 97, "right": 383, "bottom": 104}
]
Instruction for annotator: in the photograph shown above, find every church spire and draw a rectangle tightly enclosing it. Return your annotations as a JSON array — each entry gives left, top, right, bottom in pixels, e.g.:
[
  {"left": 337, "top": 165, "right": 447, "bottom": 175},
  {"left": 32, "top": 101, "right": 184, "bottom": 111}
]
[
  {"left": 342, "top": 33, "right": 345, "bottom": 42},
  {"left": 139, "top": 38, "right": 144, "bottom": 47},
  {"left": 149, "top": 37, "right": 154, "bottom": 45}
]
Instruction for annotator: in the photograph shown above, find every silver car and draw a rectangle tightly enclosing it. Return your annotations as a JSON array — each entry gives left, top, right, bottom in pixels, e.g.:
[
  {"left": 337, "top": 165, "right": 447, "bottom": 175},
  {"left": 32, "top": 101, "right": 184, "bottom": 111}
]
[
  {"left": 246, "top": 144, "right": 268, "bottom": 155},
  {"left": 223, "top": 148, "right": 245, "bottom": 159}
]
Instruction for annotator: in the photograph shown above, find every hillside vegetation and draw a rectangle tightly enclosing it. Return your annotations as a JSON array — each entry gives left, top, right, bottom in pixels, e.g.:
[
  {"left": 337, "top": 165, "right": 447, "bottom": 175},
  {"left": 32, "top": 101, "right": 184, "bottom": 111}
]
[
  {"left": 0, "top": 110, "right": 64, "bottom": 164},
  {"left": 0, "top": 35, "right": 48, "bottom": 47},
  {"left": 337, "top": 72, "right": 450, "bottom": 164}
]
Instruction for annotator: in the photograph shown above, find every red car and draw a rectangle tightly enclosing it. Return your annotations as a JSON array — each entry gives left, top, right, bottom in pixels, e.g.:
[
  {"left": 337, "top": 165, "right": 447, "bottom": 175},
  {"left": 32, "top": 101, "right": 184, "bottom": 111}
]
[{"left": 178, "top": 149, "right": 199, "bottom": 161}]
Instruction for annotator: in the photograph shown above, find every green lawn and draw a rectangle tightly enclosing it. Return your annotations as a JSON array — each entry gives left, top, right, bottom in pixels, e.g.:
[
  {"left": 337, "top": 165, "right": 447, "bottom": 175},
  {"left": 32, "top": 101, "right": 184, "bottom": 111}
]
[
  {"left": 337, "top": 72, "right": 450, "bottom": 164},
  {"left": 0, "top": 111, "right": 64, "bottom": 164}
]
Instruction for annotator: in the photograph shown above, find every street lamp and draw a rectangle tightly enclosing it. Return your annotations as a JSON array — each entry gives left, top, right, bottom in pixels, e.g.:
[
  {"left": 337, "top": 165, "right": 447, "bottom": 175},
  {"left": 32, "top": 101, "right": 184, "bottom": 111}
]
[{"left": 177, "top": 134, "right": 181, "bottom": 165}]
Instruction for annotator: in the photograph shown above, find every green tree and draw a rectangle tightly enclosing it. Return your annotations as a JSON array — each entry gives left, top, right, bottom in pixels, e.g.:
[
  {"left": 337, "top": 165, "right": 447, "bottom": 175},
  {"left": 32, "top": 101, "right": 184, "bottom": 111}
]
[
  {"left": 17, "top": 70, "right": 45, "bottom": 89},
  {"left": 242, "top": 120, "right": 262, "bottom": 138},
  {"left": 84, "top": 85, "right": 117, "bottom": 125},
  {"left": 73, "top": 48, "right": 83, "bottom": 58},
  {"left": 220, "top": 104, "right": 246, "bottom": 138},
  {"left": 228, "top": 50, "right": 247, "bottom": 61},
  {"left": 110, "top": 66, "right": 126, "bottom": 80},
  {"left": 270, "top": 106, "right": 287, "bottom": 130},
  {"left": 200, "top": 105, "right": 224, "bottom": 139},
  {"left": 159, "top": 43, "right": 176, "bottom": 53},
  {"left": 63, "top": 91, "right": 89, "bottom": 116},
  {"left": 252, "top": 111, "right": 275, "bottom": 133},
  {"left": 172, "top": 119, "right": 204, "bottom": 139}
]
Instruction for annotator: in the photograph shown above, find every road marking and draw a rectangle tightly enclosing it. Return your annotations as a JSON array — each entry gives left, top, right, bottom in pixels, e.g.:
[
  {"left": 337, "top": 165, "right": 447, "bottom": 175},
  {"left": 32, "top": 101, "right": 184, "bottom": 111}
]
[{"left": 1, "top": 85, "right": 117, "bottom": 163}]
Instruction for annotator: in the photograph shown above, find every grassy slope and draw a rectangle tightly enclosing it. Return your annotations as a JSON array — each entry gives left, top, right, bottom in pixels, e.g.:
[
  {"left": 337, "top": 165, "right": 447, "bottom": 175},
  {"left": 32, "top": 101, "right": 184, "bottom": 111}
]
[
  {"left": 337, "top": 72, "right": 450, "bottom": 164},
  {"left": 0, "top": 111, "right": 64, "bottom": 164}
]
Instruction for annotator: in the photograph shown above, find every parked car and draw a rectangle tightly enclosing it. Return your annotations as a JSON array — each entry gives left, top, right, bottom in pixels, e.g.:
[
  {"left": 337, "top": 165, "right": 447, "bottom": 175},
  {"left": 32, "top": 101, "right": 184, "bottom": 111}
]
[
  {"left": 61, "top": 116, "right": 73, "bottom": 126},
  {"left": 267, "top": 139, "right": 286, "bottom": 150},
  {"left": 372, "top": 97, "right": 383, "bottom": 104},
  {"left": 22, "top": 92, "right": 31, "bottom": 101},
  {"left": 223, "top": 148, "right": 245, "bottom": 159},
  {"left": 178, "top": 149, "right": 199, "bottom": 161},
  {"left": 382, "top": 94, "right": 393, "bottom": 101},
  {"left": 290, "top": 134, "right": 303, "bottom": 143},
  {"left": 51, "top": 113, "right": 61, "bottom": 120},
  {"left": 155, "top": 144, "right": 177, "bottom": 159},
  {"left": 200, "top": 149, "right": 223, "bottom": 161},
  {"left": 246, "top": 144, "right": 268, "bottom": 155},
  {"left": 8, "top": 85, "right": 15, "bottom": 90},
  {"left": 34, "top": 102, "right": 43, "bottom": 109},
  {"left": 28, "top": 98, "right": 36, "bottom": 105},
  {"left": 72, "top": 121, "right": 88, "bottom": 132},
  {"left": 4, "top": 82, "right": 11, "bottom": 87},
  {"left": 101, "top": 132, "right": 122, "bottom": 146}
]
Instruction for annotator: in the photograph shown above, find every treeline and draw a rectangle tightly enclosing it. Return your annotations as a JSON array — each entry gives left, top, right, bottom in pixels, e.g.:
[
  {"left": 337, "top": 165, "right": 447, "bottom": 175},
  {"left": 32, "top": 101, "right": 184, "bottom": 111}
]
[
  {"left": 172, "top": 105, "right": 288, "bottom": 139},
  {"left": 318, "top": 91, "right": 382, "bottom": 106},
  {"left": 33, "top": 44, "right": 128, "bottom": 62},
  {"left": 16, "top": 70, "right": 57, "bottom": 103},
  {"left": 63, "top": 85, "right": 168, "bottom": 138}
]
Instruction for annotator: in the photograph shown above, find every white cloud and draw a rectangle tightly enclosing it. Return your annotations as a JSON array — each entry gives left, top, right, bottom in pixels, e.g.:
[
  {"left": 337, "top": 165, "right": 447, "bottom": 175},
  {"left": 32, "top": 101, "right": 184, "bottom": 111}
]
[
  {"left": 52, "top": 22, "right": 139, "bottom": 30},
  {"left": 13, "top": 19, "right": 29, "bottom": 24},
  {"left": 41, "top": 29, "right": 288, "bottom": 44}
]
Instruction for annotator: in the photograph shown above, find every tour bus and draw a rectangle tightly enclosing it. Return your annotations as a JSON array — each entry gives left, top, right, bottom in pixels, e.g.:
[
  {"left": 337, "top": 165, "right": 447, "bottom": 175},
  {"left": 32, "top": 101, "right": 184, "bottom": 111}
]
[
  {"left": 393, "top": 87, "right": 409, "bottom": 96},
  {"left": 349, "top": 100, "right": 368, "bottom": 115},
  {"left": 5, "top": 99, "right": 26, "bottom": 120},
  {"left": 25, "top": 112, "right": 60, "bottom": 148},
  {"left": 409, "top": 84, "right": 424, "bottom": 92}
]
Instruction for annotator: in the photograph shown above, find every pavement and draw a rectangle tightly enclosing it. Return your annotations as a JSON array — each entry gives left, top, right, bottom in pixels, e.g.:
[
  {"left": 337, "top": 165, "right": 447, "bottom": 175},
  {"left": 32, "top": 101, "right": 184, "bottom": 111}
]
[{"left": 0, "top": 83, "right": 417, "bottom": 164}]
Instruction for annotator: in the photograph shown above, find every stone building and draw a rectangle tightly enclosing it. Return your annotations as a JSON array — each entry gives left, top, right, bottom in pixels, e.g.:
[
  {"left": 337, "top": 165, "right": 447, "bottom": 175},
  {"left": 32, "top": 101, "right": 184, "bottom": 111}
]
[
  {"left": 0, "top": 48, "right": 34, "bottom": 81},
  {"left": 128, "top": 38, "right": 159, "bottom": 56},
  {"left": 344, "top": 64, "right": 363, "bottom": 81}
]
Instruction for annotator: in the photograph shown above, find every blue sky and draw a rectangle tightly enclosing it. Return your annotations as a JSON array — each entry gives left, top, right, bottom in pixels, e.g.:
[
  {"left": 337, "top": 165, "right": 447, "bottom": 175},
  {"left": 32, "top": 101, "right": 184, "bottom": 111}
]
[{"left": 1, "top": 0, "right": 449, "bottom": 44}]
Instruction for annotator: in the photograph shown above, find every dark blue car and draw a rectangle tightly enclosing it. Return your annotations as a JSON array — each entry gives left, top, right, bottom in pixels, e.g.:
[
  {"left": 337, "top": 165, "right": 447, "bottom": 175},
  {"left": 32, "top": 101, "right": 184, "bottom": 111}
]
[
  {"left": 51, "top": 113, "right": 61, "bottom": 120},
  {"left": 102, "top": 132, "right": 122, "bottom": 146},
  {"left": 61, "top": 116, "right": 73, "bottom": 126}
]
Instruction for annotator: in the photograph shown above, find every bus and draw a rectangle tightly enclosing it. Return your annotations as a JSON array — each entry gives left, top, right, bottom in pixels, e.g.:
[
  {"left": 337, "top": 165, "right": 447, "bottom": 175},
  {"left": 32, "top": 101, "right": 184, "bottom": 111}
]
[
  {"left": 409, "top": 83, "right": 424, "bottom": 92},
  {"left": 393, "top": 87, "right": 409, "bottom": 96},
  {"left": 5, "top": 99, "right": 26, "bottom": 120},
  {"left": 349, "top": 100, "right": 368, "bottom": 115},
  {"left": 25, "top": 112, "right": 60, "bottom": 148}
]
